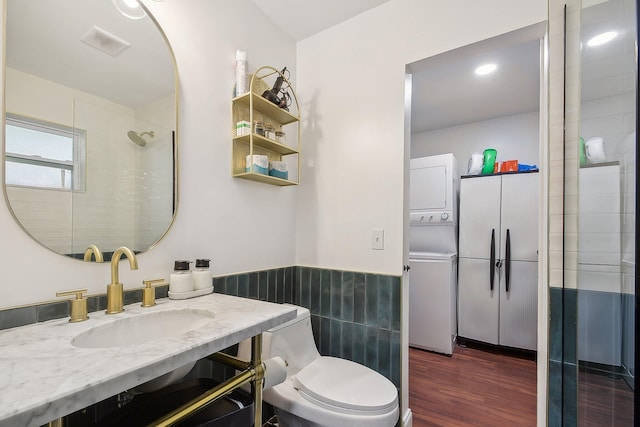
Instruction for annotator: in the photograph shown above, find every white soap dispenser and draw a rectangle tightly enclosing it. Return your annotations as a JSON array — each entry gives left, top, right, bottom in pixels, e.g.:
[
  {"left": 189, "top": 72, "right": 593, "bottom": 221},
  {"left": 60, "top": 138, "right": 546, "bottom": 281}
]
[
  {"left": 193, "top": 259, "right": 213, "bottom": 291},
  {"left": 169, "top": 260, "right": 193, "bottom": 294}
]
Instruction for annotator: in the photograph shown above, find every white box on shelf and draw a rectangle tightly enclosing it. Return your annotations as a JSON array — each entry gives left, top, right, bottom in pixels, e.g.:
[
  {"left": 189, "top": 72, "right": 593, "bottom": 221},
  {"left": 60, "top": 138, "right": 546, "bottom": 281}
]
[
  {"left": 236, "top": 120, "right": 251, "bottom": 136},
  {"left": 268, "top": 161, "right": 288, "bottom": 179},
  {"left": 246, "top": 155, "right": 269, "bottom": 175}
]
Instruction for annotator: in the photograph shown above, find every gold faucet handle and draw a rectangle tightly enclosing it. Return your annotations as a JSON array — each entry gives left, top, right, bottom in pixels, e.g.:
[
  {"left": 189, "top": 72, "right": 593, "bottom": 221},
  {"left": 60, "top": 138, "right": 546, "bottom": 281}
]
[
  {"left": 56, "top": 288, "right": 89, "bottom": 323},
  {"left": 142, "top": 279, "right": 165, "bottom": 307}
]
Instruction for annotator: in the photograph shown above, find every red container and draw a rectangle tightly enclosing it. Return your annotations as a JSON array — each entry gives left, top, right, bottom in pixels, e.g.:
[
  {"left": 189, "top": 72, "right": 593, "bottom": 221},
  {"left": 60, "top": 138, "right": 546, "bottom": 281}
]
[
  {"left": 494, "top": 160, "right": 518, "bottom": 173},
  {"left": 504, "top": 160, "right": 518, "bottom": 172}
]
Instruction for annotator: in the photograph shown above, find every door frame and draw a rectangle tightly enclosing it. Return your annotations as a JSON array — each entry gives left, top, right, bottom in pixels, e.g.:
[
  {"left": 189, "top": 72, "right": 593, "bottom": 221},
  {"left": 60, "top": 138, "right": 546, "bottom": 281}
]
[{"left": 402, "top": 22, "right": 550, "bottom": 427}]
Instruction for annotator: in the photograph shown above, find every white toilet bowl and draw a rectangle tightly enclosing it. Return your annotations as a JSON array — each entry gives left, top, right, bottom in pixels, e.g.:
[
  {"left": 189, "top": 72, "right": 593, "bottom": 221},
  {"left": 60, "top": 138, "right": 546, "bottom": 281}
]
[{"left": 238, "top": 304, "right": 399, "bottom": 427}]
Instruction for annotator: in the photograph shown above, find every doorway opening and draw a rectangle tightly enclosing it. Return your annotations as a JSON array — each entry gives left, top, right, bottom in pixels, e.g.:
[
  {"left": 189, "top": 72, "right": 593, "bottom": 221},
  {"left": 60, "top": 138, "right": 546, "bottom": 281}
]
[{"left": 404, "top": 22, "right": 547, "bottom": 425}]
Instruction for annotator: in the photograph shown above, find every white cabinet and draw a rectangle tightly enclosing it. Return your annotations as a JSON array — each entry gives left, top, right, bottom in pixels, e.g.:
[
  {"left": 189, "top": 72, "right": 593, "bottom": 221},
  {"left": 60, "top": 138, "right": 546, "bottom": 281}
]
[
  {"left": 458, "top": 257, "right": 499, "bottom": 344},
  {"left": 458, "top": 172, "right": 538, "bottom": 350}
]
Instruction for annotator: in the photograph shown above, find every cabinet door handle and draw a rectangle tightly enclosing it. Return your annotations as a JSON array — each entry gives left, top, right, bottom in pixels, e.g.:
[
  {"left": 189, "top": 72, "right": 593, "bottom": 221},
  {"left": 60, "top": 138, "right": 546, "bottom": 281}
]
[
  {"left": 505, "top": 229, "right": 511, "bottom": 293},
  {"left": 490, "top": 229, "right": 496, "bottom": 291},
  {"left": 403, "top": 265, "right": 411, "bottom": 272}
]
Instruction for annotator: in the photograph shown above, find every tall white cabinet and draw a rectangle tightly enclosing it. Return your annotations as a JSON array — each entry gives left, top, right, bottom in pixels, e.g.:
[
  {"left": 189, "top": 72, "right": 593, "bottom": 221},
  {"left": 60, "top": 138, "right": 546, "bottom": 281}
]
[{"left": 458, "top": 172, "right": 538, "bottom": 350}]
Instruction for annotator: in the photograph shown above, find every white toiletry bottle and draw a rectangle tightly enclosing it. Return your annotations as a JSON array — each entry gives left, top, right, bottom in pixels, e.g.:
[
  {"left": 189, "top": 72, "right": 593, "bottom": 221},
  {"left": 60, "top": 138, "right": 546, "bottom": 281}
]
[
  {"left": 170, "top": 260, "right": 193, "bottom": 294},
  {"left": 193, "top": 259, "right": 213, "bottom": 291},
  {"left": 235, "top": 50, "right": 247, "bottom": 96}
]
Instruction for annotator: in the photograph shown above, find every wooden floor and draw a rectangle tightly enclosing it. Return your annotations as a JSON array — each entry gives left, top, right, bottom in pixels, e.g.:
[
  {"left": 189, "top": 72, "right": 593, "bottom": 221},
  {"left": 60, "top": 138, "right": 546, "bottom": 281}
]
[
  {"left": 578, "top": 369, "right": 634, "bottom": 426},
  {"left": 409, "top": 344, "right": 537, "bottom": 427}
]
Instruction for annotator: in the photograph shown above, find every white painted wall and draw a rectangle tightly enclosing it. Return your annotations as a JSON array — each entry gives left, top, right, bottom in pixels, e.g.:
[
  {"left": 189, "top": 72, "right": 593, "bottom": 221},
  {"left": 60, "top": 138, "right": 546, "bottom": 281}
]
[
  {"left": 295, "top": 0, "right": 546, "bottom": 275},
  {"left": 0, "top": 0, "right": 297, "bottom": 308},
  {"left": 411, "top": 111, "right": 540, "bottom": 177}
]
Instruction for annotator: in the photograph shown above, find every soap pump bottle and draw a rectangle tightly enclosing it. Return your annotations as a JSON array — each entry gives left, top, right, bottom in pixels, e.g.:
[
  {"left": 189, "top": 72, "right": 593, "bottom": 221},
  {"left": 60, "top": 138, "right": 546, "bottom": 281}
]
[
  {"left": 170, "top": 260, "right": 193, "bottom": 294},
  {"left": 193, "top": 259, "right": 213, "bottom": 291}
]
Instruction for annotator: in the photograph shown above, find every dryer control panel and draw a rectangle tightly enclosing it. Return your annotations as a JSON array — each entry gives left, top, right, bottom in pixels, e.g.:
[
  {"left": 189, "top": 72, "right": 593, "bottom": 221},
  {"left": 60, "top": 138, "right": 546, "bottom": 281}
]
[{"left": 410, "top": 211, "right": 455, "bottom": 225}]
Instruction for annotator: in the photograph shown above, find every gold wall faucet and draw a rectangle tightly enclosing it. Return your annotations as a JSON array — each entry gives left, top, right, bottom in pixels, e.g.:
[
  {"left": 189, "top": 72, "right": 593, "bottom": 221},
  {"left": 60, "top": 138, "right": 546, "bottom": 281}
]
[
  {"left": 83, "top": 245, "right": 104, "bottom": 263},
  {"left": 106, "top": 246, "right": 138, "bottom": 314}
]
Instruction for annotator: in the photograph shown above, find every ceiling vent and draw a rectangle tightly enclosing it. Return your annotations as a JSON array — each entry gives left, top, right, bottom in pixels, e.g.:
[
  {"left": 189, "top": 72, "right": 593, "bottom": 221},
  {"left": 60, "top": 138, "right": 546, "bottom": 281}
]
[{"left": 80, "top": 26, "right": 131, "bottom": 57}]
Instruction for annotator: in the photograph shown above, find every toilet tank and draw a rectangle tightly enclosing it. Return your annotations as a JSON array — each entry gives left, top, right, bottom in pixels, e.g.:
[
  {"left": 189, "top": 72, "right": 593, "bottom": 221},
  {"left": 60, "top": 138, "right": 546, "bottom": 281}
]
[{"left": 237, "top": 305, "right": 320, "bottom": 378}]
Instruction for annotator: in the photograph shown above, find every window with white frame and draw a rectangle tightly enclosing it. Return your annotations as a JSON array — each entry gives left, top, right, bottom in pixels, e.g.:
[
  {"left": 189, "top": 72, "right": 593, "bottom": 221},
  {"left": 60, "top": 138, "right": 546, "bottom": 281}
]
[{"left": 5, "top": 114, "right": 86, "bottom": 191}]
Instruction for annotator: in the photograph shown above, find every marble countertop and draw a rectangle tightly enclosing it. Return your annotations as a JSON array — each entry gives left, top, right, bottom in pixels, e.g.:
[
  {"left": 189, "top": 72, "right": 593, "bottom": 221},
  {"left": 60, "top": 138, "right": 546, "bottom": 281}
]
[{"left": 0, "top": 294, "right": 296, "bottom": 427}]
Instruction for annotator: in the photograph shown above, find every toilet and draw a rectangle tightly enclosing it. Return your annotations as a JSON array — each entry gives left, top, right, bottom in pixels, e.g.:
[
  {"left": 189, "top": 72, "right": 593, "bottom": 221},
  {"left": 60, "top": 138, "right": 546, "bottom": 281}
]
[{"left": 237, "top": 304, "right": 399, "bottom": 427}]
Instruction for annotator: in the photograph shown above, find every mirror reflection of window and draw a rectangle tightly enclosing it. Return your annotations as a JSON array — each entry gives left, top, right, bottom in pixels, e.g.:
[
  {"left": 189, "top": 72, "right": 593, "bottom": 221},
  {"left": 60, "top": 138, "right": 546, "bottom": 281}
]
[{"left": 5, "top": 114, "right": 86, "bottom": 191}]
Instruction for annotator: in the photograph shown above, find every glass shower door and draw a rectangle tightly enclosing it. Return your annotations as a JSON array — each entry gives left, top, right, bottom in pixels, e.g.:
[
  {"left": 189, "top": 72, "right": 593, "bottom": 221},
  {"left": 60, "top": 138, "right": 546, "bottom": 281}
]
[{"left": 563, "top": 0, "right": 636, "bottom": 424}]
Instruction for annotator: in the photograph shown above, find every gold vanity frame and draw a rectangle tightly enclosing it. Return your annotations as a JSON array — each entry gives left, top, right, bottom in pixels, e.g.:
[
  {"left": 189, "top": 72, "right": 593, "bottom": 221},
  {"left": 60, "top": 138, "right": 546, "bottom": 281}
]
[
  {"left": 47, "top": 334, "right": 266, "bottom": 427},
  {"left": 152, "top": 334, "right": 265, "bottom": 426}
]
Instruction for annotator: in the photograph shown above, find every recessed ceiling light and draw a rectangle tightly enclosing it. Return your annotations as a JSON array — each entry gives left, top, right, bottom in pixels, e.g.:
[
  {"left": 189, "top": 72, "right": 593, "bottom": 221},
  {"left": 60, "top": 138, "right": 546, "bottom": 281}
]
[
  {"left": 587, "top": 31, "right": 617, "bottom": 47},
  {"left": 475, "top": 63, "right": 497, "bottom": 76},
  {"left": 113, "top": 0, "right": 147, "bottom": 20}
]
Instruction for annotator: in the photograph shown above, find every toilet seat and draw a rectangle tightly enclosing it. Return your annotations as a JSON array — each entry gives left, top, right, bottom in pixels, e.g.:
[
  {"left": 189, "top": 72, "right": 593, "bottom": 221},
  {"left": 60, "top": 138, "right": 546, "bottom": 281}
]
[{"left": 292, "top": 357, "right": 398, "bottom": 416}]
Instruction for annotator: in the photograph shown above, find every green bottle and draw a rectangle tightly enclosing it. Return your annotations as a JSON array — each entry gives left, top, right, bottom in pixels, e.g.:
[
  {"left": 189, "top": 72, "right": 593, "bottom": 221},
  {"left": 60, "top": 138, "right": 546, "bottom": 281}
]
[{"left": 481, "top": 148, "right": 497, "bottom": 175}]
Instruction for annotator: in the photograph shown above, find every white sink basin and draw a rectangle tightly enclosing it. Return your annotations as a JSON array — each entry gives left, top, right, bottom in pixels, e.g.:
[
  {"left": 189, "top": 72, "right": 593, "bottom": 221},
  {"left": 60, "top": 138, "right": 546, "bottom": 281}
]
[{"left": 72, "top": 309, "right": 216, "bottom": 348}]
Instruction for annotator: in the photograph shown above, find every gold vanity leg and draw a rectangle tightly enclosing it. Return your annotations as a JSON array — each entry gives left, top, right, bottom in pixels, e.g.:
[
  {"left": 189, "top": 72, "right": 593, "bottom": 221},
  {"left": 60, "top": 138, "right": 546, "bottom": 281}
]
[
  {"left": 251, "top": 333, "right": 264, "bottom": 427},
  {"left": 47, "top": 419, "right": 63, "bottom": 427}
]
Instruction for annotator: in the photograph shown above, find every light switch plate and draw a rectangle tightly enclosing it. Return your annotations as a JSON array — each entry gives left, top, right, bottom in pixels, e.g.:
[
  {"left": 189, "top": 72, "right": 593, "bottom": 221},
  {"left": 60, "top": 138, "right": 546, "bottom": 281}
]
[{"left": 372, "top": 229, "right": 384, "bottom": 250}]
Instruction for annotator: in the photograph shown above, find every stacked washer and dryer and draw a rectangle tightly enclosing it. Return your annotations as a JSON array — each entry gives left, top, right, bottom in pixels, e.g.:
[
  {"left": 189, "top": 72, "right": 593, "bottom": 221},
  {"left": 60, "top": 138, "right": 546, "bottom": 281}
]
[{"left": 409, "top": 153, "right": 459, "bottom": 355}]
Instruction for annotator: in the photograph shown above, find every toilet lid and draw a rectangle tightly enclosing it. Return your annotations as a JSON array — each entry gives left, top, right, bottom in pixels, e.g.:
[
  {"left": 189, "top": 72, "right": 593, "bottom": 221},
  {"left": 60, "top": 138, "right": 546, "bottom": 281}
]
[{"left": 292, "top": 357, "right": 398, "bottom": 415}]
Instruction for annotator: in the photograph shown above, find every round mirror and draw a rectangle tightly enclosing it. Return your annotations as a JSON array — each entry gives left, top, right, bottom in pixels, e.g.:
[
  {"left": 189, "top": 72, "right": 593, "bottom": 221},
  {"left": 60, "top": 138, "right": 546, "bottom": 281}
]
[{"left": 3, "top": 0, "right": 178, "bottom": 261}]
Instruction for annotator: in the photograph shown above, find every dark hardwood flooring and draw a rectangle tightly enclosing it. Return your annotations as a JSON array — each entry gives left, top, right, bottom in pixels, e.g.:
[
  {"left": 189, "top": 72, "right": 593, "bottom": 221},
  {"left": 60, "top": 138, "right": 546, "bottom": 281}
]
[
  {"left": 409, "top": 344, "right": 537, "bottom": 427},
  {"left": 577, "top": 369, "right": 634, "bottom": 426}
]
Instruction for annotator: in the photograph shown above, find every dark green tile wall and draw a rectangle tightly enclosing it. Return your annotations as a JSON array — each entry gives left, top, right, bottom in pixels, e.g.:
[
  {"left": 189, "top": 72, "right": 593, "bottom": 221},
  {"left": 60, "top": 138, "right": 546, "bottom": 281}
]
[
  {"left": 548, "top": 287, "right": 577, "bottom": 427},
  {"left": 0, "top": 285, "right": 170, "bottom": 329},
  {"left": 215, "top": 266, "right": 402, "bottom": 387}
]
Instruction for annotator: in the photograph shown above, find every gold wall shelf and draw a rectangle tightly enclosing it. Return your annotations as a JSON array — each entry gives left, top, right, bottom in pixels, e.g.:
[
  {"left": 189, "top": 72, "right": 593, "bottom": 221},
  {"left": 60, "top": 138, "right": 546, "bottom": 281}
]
[{"left": 231, "top": 66, "right": 300, "bottom": 185}]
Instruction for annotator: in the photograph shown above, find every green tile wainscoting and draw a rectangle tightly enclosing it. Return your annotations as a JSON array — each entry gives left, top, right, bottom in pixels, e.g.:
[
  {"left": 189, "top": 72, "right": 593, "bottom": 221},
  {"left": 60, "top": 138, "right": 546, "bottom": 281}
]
[
  {"left": 213, "top": 266, "right": 402, "bottom": 388},
  {"left": 548, "top": 287, "right": 577, "bottom": 427},
  {"left": 548, "top": 287, "right": 635, "bottom": 426},
  {"left": 0, "top": 285, "right": 169, "bottom": 330},
  {"left": 0, "top": 266, "right": 402, "bottom": 389}
]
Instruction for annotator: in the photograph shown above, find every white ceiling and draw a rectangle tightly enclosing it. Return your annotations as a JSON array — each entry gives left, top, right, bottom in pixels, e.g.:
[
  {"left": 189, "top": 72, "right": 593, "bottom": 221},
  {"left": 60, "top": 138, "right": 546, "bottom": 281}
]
[
  {"left": 409, "top": 37, "right": 541, "bottom": 134},
  {"left": 6, "top": 0, "right": 175, "bottom": 110},
  {"left": 251, "top": 0, "right": 391, "bottom": 41}
]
